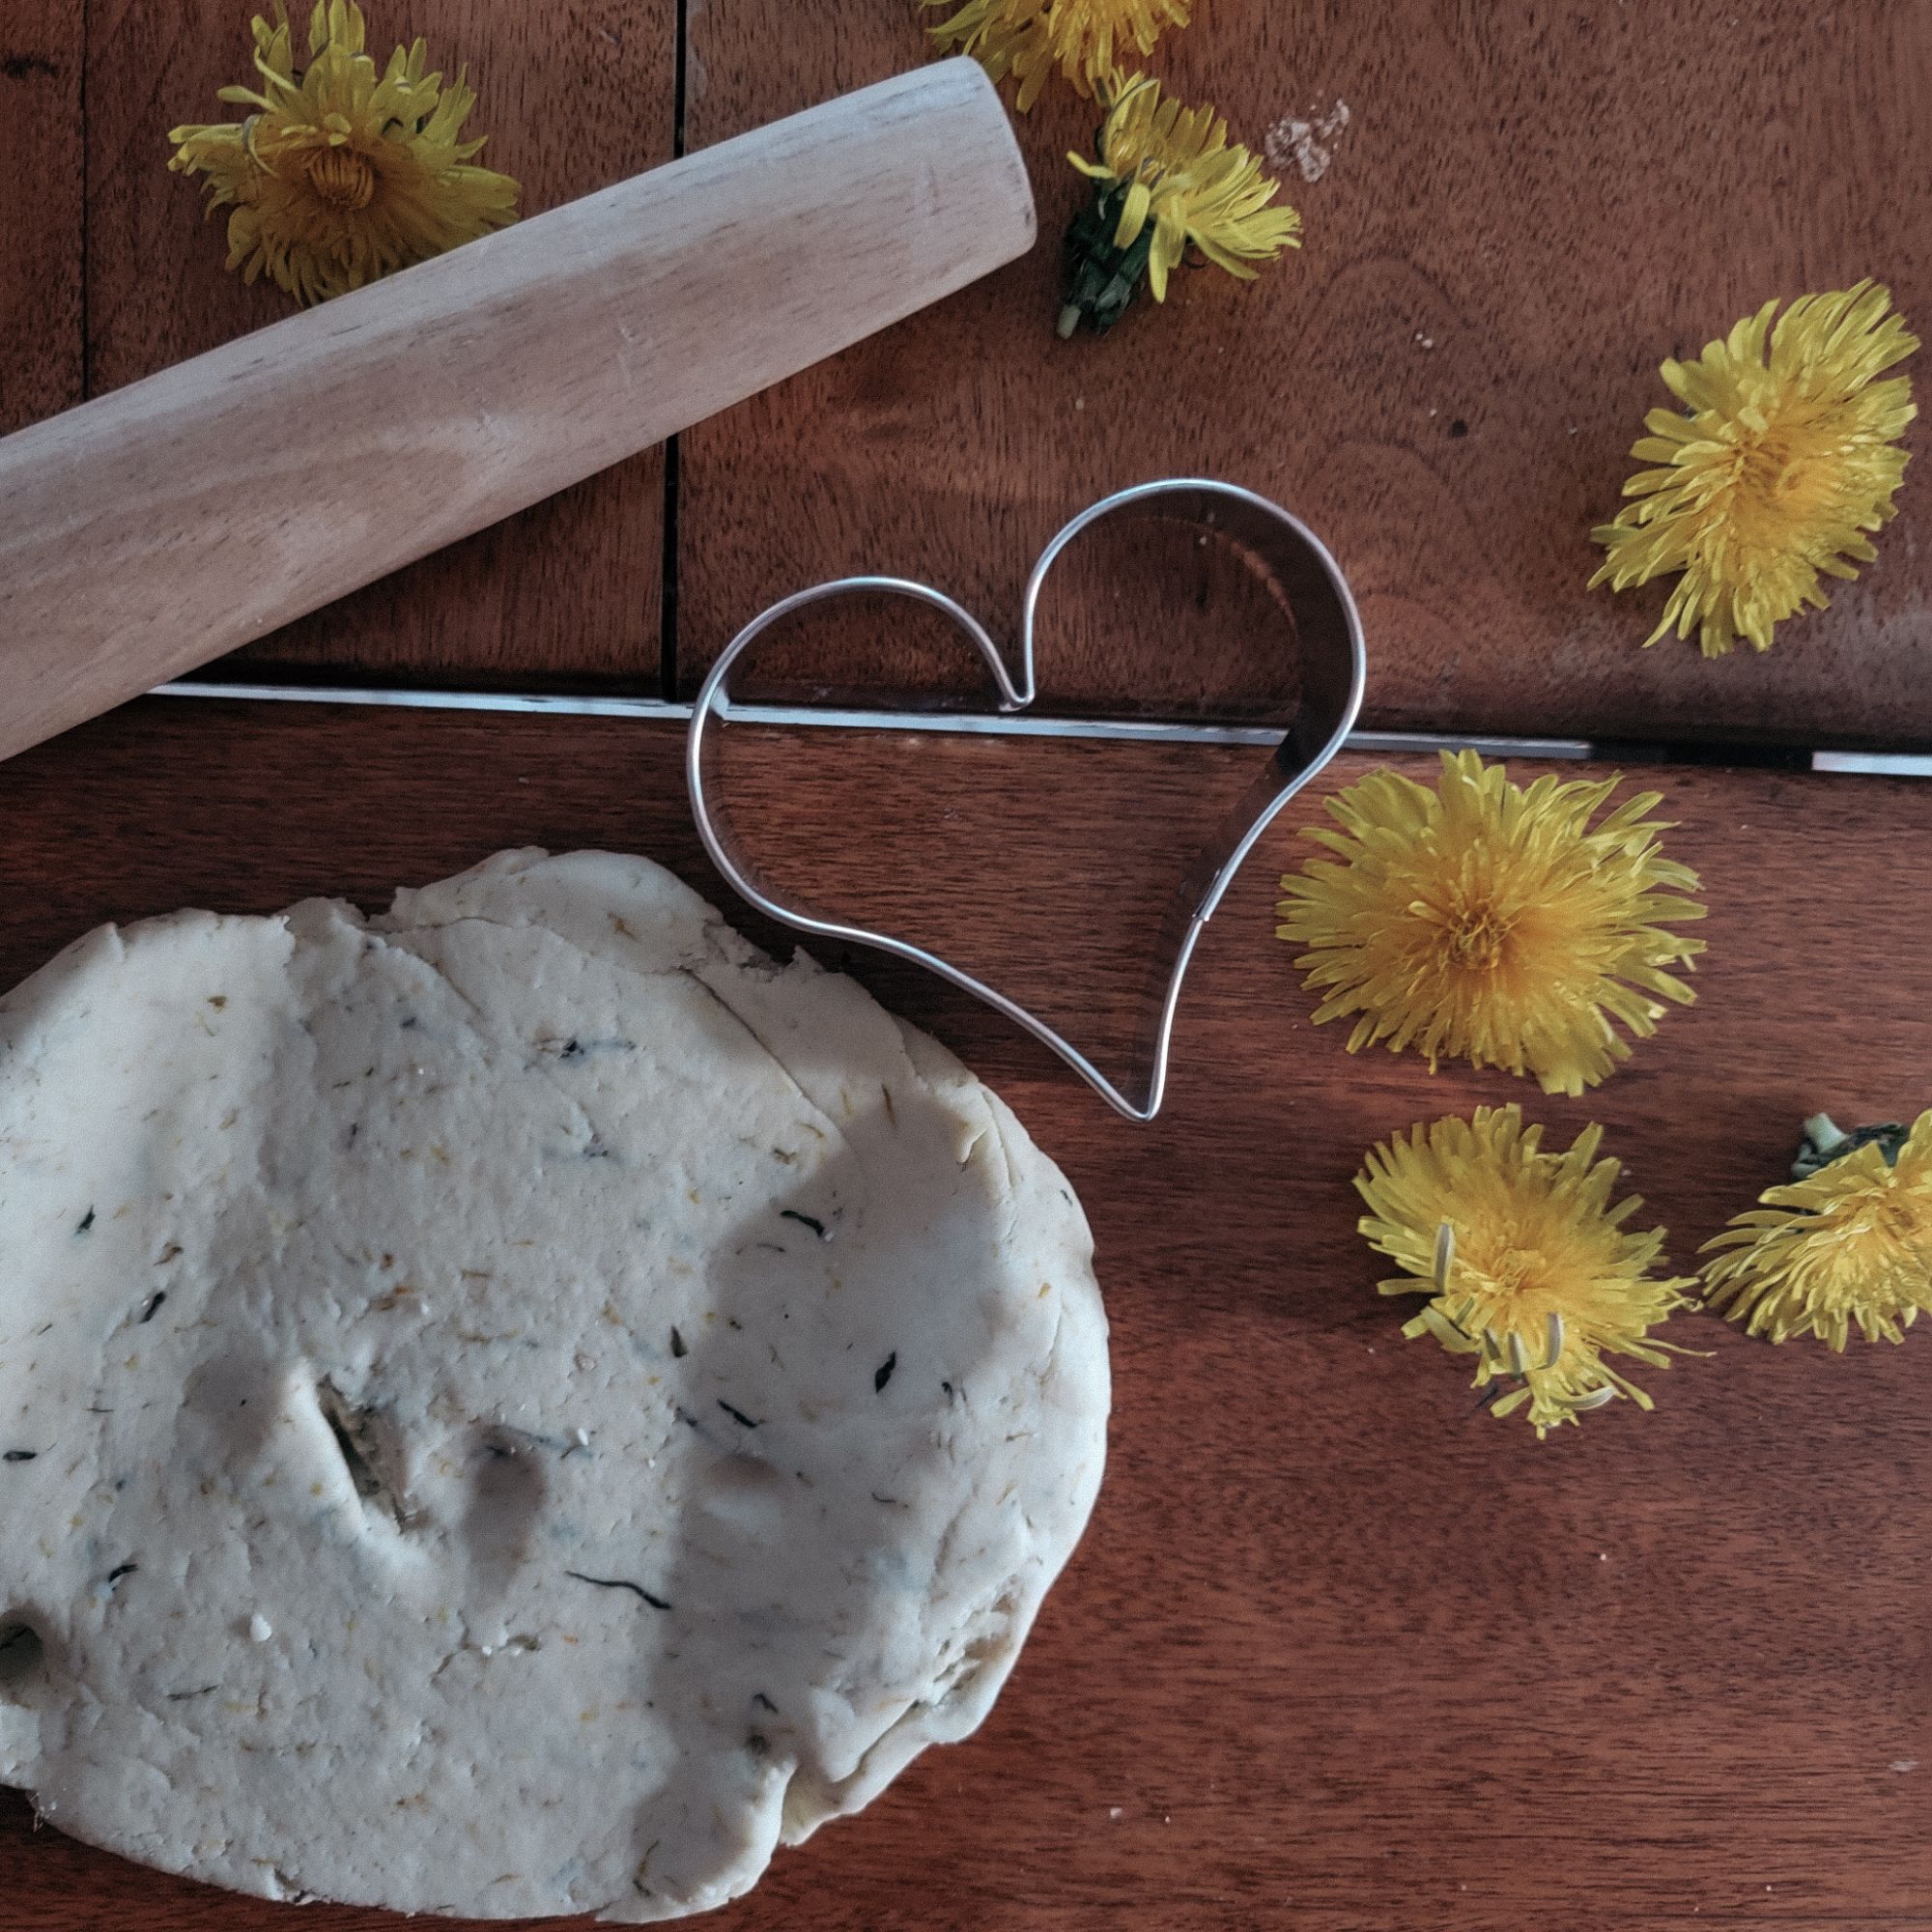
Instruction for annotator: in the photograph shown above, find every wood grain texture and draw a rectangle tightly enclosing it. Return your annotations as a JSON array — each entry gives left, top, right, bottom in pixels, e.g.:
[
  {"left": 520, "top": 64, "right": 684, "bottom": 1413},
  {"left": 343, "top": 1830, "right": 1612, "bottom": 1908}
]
[
  {"left": 78, "top": 0, "right": 675, "bottom": 687},
  {"left": 0, "top": 61, "right": 1033, "bottom": 761},
  {"left": 0, "top": 1, "right": 83, "bottom": 436},
  {"left": 678, "top": 0, "right": 1932, "bottom": 748},
  {"left": 0, "top": 697, "right": 1927, "bottom": 1927}
]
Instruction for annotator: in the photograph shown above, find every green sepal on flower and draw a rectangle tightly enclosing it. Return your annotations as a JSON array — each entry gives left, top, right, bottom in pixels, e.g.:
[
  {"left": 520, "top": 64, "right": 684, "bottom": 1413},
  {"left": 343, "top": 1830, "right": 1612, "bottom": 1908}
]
[
  {"left": 1058, "top": 181, "right": 1156, "bottom": 336},
  {"left": 1789, "top": 1113, "right": 1911, "bottom": 1179}
]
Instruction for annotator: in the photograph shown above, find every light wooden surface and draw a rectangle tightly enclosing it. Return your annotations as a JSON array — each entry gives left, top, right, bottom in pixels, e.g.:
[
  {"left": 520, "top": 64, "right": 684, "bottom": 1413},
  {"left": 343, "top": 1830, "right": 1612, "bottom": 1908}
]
[
  {"left": 0, "top": 697, "right": 1926, "bottom": 1929},
  {"left": 0, "top": 61, "right": 1033, "bottom": 762},
  {"left": 68, "top": 0, "right": 678, "bottom": 688},
  {"left": 677, "top": 0, "right": 1932, "bottom": 747}
]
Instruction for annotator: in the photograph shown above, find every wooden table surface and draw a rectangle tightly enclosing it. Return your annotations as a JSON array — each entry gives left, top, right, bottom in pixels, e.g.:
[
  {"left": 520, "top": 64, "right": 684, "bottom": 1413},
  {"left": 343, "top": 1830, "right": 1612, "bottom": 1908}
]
[
  {"left": 2, "top": 0, "right": 1931, "bottom": 1926},
  {"left": 0, "top": 698, "right": 1928, "bottom": 1929},
  {"left": 3, "top": 2, "right": 1926, "bottom": 735}
]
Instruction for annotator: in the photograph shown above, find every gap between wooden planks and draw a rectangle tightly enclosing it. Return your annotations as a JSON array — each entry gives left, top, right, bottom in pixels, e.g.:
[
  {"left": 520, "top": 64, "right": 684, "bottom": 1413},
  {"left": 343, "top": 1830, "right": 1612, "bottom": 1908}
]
[{"left": 0, "top": 696, "right": 1925, "bottom": 1932}]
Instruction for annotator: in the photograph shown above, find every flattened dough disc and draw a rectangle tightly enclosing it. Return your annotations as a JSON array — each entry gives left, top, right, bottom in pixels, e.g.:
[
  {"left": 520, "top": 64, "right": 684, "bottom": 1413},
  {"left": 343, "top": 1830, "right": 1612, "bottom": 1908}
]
[{"left": 0, "top": 850, "right": 1109, "bottom": 1920}]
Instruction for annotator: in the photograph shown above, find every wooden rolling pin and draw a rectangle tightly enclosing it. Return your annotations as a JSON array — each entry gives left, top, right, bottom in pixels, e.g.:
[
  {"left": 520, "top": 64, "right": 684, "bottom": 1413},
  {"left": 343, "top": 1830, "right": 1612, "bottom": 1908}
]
[{"left": 0, "top": 60, "right": 1034, "bottom": 762}]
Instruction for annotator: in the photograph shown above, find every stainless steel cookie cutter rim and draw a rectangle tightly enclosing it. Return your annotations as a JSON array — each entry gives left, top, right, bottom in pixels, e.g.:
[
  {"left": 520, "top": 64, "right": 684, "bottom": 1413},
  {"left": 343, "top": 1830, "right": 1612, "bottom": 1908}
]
[{"left": 686, "top": 477, "right": 1368, "bottom": 1122}]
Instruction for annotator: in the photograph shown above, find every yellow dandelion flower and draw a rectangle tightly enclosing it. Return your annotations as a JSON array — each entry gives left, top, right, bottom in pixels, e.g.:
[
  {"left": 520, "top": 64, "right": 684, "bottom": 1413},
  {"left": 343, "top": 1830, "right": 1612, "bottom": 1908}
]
[
  {"left": 1702, "top": 1112, "right": 1932, "bottom": 1348},
  {"left": 1590, "top": 281, "right": 1918, "bottom": 656},
  {"left": 1276, "top": 753, "right": 1706, "bottom": 1095},
  {"left": 1059, "top": 72, "right": 1299, "bottom": 335},
  {"left": 923, "top": 0, "right": 1192, "bottom": 111},
  {"left": 1357, "top": 1106, "right": 1698, "bottom": 1436},
  {"left": 168, "top": 1, "right": 519, "bottom": 305}
]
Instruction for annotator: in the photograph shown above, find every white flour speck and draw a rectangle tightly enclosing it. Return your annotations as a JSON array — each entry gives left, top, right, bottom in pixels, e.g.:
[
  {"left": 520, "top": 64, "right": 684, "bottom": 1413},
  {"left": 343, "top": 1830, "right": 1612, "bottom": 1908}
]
[
  {"left": 1893, "top": 1759, "right": 1918, "bottom": 1773},
  {"left": 1266, "top": 99, "right": 1350, "bottom": 184},
  {"left": 248, "top": 1613, "right": 273, "bottom": 1642}
]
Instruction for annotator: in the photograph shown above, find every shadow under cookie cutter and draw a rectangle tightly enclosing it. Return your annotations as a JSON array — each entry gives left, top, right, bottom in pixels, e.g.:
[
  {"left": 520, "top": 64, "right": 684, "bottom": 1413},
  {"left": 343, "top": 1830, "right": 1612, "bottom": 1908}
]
[{"left": 686, "top": 477, "right": 1368, "bottom": 1122}]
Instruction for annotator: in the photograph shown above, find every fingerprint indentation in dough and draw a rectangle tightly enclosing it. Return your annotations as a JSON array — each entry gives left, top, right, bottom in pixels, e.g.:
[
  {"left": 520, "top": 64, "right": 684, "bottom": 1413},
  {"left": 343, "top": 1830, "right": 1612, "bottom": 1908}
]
[{"left": 314, "top": 1377, "right": 413, "bottom": 1531}]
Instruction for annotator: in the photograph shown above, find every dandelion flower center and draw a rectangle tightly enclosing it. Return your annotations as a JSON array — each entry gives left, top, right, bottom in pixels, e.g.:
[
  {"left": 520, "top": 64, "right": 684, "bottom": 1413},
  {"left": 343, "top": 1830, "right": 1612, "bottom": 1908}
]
[
  {"left": 1439, "top": 895, "right": 1516, "bottom": 971},
  {"left": 302, "top": 142, "right": 378, "bottom": 210},
  {"left": 1705, "top": 406, "right": 1849, "bottom": 560}
]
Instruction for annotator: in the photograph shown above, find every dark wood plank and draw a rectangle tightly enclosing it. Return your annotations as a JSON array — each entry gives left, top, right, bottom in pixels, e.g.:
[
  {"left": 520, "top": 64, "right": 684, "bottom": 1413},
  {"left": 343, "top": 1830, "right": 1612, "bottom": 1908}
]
[
  {"left": 1, "top": 696, "right": 1928, "bottom": 1926},
  {"left": 678, "top": 0, "right": 1932, "bottom": 748},
  {"left": 80, "top": 0, "right": 673, "bottom": 688},
  {"left": 0, "top": 1, "right": 83, "bottom": 434}
]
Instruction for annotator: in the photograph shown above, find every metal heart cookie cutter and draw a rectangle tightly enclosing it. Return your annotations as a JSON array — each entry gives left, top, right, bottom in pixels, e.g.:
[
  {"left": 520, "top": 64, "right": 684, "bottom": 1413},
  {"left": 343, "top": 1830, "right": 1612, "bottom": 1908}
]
[{"left": 687, "top": 478, "right": 1367, "bottom": 1122}]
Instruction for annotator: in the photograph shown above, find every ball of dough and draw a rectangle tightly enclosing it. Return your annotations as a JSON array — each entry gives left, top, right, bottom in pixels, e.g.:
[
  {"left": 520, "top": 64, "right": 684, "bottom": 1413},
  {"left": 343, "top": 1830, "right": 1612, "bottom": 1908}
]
[{"left": 0, "top": 850, "right": 1108, "bottom": 1920}]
